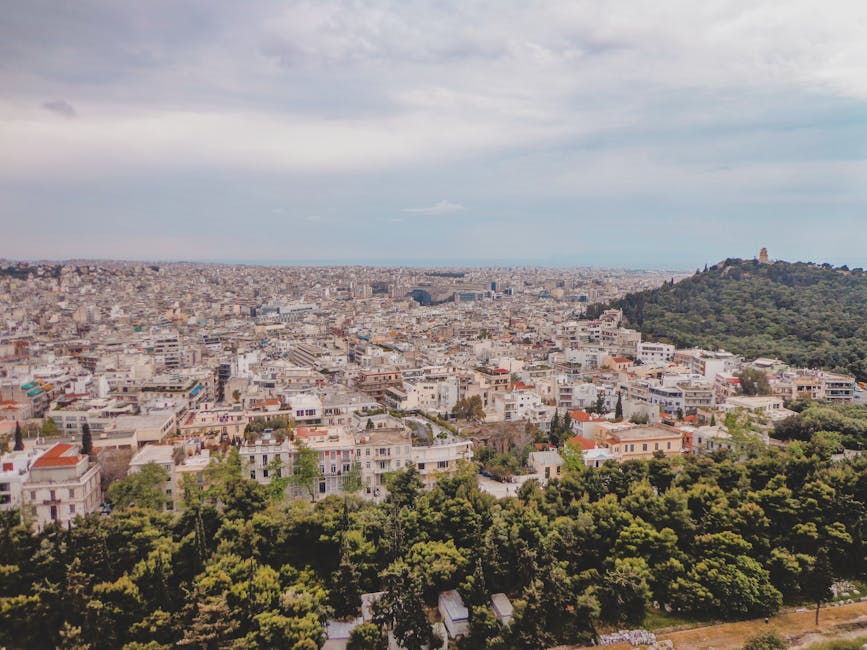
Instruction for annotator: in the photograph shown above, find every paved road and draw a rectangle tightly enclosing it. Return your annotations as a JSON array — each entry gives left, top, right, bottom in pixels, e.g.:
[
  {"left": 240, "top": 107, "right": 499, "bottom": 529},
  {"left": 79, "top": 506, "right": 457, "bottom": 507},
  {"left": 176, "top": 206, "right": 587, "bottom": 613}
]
[{"left": 477, "top": 473, "right": 542, "bottom": 498}]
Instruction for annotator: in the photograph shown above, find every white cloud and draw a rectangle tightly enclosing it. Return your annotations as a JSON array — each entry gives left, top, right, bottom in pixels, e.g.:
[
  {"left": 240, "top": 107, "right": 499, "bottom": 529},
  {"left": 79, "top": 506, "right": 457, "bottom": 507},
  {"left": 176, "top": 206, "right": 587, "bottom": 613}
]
[{"left": 403, "top": 200, "right": 466, "bottom": 216}]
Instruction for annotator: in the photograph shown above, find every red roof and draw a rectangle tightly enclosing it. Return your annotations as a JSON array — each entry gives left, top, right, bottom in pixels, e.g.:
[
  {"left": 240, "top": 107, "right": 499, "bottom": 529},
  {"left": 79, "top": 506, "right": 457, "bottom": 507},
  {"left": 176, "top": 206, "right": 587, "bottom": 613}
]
[
  {"left": 32, "top": 443, "right": 82, "bottom": 468},
  {"left": 569, "top": 410, "right": 591, "bottom": 422},
  {"left": 612, "top": 357, "right": 631, "bottom": 364},
  {"left": 568, "top": 435, "right": 596, "bottom": 450}
]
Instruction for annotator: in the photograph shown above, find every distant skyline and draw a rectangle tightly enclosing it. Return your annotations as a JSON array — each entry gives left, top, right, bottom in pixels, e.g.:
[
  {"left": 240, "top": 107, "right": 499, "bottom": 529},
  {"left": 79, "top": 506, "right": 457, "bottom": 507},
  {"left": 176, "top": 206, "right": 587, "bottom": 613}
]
[{"left": 2, "top": 1, "right": 866, "bottom": 268}]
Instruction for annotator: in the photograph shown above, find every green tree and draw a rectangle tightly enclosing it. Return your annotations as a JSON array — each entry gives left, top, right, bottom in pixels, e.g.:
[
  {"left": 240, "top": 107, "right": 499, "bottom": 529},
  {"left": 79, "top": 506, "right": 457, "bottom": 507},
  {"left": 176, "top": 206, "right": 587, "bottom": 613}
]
[
  {"left": 615, "top": 393, "right": 623, "bottom": 421},
  {"left": 366, "top": 418, "right": 374, "bottom": 431},
  {"left": 330, "top": 546, "right": 361, "bottom": 619},
  {"left": 561, "top": 439, "right": 585, "bottom": 474},
  {"left": 454, "top": 396, "right": 485, "bottom": 421},
  {"left": 597, "top": 557, "right": 652, "bottom": 626},
  {"left": 802, "top": 549, "right": 834, "bottom": 626},
  {"left": 373, "top": 563, "right": 430, "bottom": 650},
  {"left": 385, "top": 467, "right": 423, "bottom": 510},
  {"left": 265, "top": 456, "right": 290, "bottom": 502},
  {"left": 741, "top": 631, "right": 786, "bottom": 650},
  {"left": 13, "top": 421, "right": 23, "bottom": 451},
  {"left": 42, "top": 417, "right": 59, "bottom": 437},
  {"left": 347, "top": 622, "right": 382, "bottom": 650},
  {"left": 342, "top": 462, "right": 363, "bottom": 495},
  {"left": 81, "top": 423, "right": 93, "bottom": 456},
  {"left": 289, "top": 441, "right": 321, "bottom": 503},
  {"left": 108, "top": 463, "right": 170, "bottom": 511},
  {"left": 404, "top": 540, "right": 468, "bottom": 603},
  {"left": 737, "top": 368, "right": 772, "bottom": 396},
  {"left": 595, "top": 392, "right": 606, "bottom": 415}
]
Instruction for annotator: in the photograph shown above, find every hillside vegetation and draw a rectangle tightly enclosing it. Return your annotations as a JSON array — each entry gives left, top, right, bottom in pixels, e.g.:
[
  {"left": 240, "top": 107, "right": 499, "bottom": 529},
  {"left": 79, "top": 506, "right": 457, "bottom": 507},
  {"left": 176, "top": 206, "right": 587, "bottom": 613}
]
[{"left": 590, "top": 258, "right": 867, "bottom": 380}]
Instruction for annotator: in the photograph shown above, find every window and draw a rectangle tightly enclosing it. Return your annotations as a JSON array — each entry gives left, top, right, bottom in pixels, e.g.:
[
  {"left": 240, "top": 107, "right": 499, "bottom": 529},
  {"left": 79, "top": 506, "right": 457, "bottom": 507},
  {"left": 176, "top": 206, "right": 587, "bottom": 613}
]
[
  {"left": 263, "top": 469, "right": 269, "bottom": 478},
  {"left": 417, "top": 462, "right": 425, "bottom": 470},
  {"left": 343, "top": 464, "right": 351, "bottom": 472},
  {"left": 250, "top": 471, "right": 256, "bottom": 479},
  {"left": 366, "top": 462, "right": 371, "bottom": 469},
  {"left": 667, "top": 442, "right": 671, "bottom": 450},
  {"left": 69, "top": 504, "right": 75, "bottom": 514},
  {"left": 330, "top": 464, "right": 336, "bottom": 474},
  {"left": 68, "top": 489, "right": 75, "bottom": 499},
  {"left": 50, "top": 489, "right": 56, "bottom": 501},
  {"left": 642, "top": 443, "right": 648, "bottom": 451},
  {"left": 654, "top": 443, "right": 659, "bottom": 451},
  {"left": 262, "top": 455, "right": 268, "bottom": 464},
  {"left": 438, "top": 460, "right": 449, "bottom": 469}
]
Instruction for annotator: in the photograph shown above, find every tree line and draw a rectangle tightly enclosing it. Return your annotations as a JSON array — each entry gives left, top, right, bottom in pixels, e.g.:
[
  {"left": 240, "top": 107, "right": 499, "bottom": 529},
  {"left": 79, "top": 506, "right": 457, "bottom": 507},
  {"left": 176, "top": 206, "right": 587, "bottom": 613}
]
[
  {"left": 1, "top": 426, "right": 864, "bottom": 649},
  {"left": 588, "top": 258, "right": 867, "bottom": 380}
]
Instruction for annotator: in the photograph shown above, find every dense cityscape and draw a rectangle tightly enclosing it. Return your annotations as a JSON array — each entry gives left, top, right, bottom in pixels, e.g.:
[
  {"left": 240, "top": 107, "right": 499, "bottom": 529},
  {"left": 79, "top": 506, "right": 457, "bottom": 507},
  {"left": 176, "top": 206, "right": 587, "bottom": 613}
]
[{"left": 2, "top": 254, "right": 867, "bottom": 649}]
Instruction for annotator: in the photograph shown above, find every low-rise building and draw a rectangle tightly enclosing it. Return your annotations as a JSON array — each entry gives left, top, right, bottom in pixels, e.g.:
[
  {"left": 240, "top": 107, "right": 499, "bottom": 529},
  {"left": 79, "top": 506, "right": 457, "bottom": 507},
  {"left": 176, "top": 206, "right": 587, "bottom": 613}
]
[
  {"left": 438, "top": 590, "right": 469, "bottom": 639},
  {"left": 23, "top": 443, "right": 101, "bottom": 530},
  {"left": 603, "top": 424, "right": 684, "bottom": 461},
  {"left": 0, "top": 447, "right": 45, "bottom": 511}
]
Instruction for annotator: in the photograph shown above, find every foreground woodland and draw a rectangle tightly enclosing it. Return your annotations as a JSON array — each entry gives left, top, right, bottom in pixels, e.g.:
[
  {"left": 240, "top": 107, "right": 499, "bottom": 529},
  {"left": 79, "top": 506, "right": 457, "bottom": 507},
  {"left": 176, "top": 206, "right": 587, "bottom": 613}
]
[{"left": 1, "top": 427, "right": 865, "bottom": 649}]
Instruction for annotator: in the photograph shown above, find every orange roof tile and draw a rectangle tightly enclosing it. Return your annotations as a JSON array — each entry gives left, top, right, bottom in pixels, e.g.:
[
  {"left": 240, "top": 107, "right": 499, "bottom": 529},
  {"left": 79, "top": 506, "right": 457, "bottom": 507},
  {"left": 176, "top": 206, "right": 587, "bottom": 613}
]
[
  {"left": 568, "top": 435, "right": 596, "bottom": 450},
  {"left": 32, "top": 443, "right": 82, "bottom": 468}
]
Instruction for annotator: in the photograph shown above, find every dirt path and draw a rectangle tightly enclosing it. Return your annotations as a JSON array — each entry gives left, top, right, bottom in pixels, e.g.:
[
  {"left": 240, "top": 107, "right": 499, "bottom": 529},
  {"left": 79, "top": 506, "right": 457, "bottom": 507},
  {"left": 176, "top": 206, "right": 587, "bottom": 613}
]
[{"left": 568, "top": 601, "right": 867, "bottom": 649}]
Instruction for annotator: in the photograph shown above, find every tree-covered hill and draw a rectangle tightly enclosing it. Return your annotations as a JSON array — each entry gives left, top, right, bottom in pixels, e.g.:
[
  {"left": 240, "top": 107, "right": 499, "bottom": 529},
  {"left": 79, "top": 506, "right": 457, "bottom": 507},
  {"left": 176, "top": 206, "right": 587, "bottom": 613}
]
[{"left": 590, "top": 258, "right": 867, "bottom": 380}]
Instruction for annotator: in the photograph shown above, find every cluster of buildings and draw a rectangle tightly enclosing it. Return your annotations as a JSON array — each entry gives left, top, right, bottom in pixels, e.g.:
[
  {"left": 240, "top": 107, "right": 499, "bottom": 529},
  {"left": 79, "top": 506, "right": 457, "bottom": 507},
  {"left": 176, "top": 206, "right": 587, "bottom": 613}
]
[{"left": 0, "top": 260, "right": 860, "bottom": 528}]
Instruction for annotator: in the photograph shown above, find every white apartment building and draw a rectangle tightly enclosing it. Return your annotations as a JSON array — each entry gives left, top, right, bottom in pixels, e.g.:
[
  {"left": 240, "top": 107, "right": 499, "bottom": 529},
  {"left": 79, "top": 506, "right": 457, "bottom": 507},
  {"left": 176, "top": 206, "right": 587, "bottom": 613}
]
[
  {"left": 355, "top": 428, "right": 414, "bottom": 497},
  {"left": 23, "top": 443, "right": 101, "bottom": 531},
  {"left": 0, "top": 447, "right": 45, "bottom": 511},
  {"left": 384, "top": 377, "right": 459, "bottom": 416},
  {"left": 413, "top": 437, "right": 474, "bottom": 490},
  {"left": 488, "top": 390, "right": 547, "bottom": 424},
  {"left": 637, "top": 342, "right": 675, "bottom": 365},
  {"left": 556, "top": 378, "right": 600, "bottom": 410},
  {"left": 240, "top": 425, "right": 473, "bottom": 498},
  {"left": 673, "top": 349, "right": 739, "bottom": 380}
]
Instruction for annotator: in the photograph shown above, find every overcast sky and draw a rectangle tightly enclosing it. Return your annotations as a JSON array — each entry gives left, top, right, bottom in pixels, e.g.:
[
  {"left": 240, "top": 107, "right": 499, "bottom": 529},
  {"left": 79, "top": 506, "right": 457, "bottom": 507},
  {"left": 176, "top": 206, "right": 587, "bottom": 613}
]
[{"left": 2, "top": 1, "right": 866, "bottom": 268}]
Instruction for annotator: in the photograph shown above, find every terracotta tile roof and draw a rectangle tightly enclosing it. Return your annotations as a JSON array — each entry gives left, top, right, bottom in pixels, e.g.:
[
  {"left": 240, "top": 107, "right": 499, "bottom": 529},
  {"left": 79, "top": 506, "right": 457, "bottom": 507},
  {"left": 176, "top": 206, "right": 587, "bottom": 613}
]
[
  {"left": 569, "top": 410, "right": 591, "bottom": 422},
  {"left": 32, "top": 443, "right": 82, "bottom": 468},
  {"left": 568, "top": 435, "right": 596, "bottom": 450}
]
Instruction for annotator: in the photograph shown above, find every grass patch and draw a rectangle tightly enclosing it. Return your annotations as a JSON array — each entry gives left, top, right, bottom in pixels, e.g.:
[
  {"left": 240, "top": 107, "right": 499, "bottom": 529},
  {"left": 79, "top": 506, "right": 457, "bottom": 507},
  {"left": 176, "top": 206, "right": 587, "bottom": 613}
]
[
  {"left": 802, "top": 635, "right": 867, "bottom": 650},
  {"left": 643, "top": 608, "right": 708, "bottom": 631}
]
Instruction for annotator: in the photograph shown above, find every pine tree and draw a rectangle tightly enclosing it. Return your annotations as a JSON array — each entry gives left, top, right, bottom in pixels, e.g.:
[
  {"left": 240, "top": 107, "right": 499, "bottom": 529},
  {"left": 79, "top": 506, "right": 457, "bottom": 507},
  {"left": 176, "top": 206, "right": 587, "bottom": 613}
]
[
  {"left": 614, "top": 393, "right": 623, "bottom": 421},
  {"left": 330, "top": 546, "right": 362, "bottom": 619},
  {"left": 13, "top": 421, "right": 24, "bottom": 451},
  {"left": 803, "top": 549, "right": 834, "bottom": 626},
  {"left": 81, "top": 423, "right": 93, "bottom": 456},
  {"left": 595, "top": 392, "right": 606, "bottom": 415}
]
